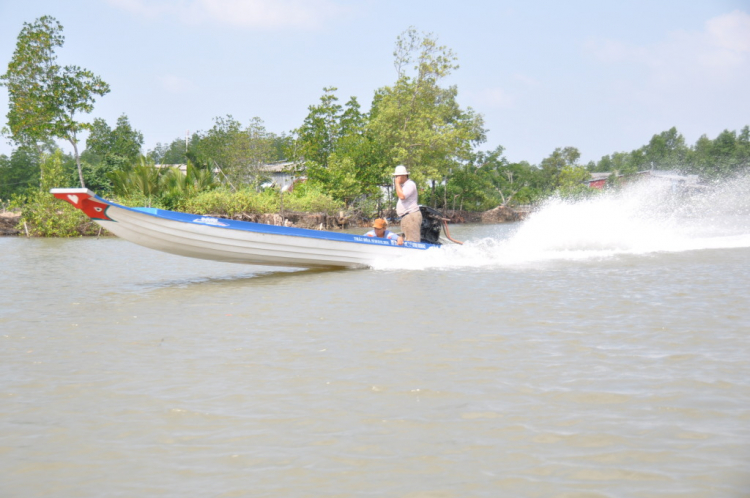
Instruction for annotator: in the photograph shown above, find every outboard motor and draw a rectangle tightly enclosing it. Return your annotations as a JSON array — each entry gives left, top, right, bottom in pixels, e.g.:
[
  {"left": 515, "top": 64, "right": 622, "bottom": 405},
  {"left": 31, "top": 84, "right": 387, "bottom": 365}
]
[{"left": 419, "top": 205, "right": 444, "bottom": 245}]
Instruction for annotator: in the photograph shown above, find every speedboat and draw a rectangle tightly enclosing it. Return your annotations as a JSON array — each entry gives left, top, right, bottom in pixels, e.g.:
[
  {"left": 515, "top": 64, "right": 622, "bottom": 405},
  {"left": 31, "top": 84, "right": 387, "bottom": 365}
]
[{"left": 50, "top": 188, "right": 460, "bottom": 269}]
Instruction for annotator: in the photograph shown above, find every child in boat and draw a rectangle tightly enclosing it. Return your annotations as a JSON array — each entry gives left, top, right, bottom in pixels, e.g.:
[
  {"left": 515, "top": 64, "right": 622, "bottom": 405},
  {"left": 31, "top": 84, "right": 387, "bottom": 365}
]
[{"left": 365, "top": 219, "right": 403, "bottom": 245}]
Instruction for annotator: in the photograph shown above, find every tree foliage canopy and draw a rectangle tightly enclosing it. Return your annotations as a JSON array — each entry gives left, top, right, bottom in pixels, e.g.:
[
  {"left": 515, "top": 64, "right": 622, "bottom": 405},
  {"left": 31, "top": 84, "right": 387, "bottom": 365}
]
[
  {"left": 290, "top": 29, "right": 487, "bottom": 209},
  {"left": 589, "top": 126, "right": 750, "bottom": 182},
  {"left": 86, "top": 114, "right": 143, "bottom": 163},
  {"left": 0, "top": 15, "right": 110, "bottom": 187},
  {"left": 292, "top": 88, "right": 381, "bottom": 205},
  {"left": 368, "top": 27, "right": 486, "bottom": 185},
  {"left": 0, "top": 16, "right": 63, "bottom": 149},
  {"left": 193, "top": 115, "right": 278, "bottom": 188}
]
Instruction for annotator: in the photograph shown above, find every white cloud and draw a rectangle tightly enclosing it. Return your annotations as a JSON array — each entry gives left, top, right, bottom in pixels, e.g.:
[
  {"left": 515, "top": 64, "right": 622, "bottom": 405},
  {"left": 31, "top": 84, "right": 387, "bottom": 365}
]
[
  {"left": 107, "top": 0, "right": 347, "bottom": 29},
  {"left": 586, "top": 10, "right": 750, "bottom": 86},
  {"left": 513, "top": 73, "right": 541, "bottom": 88},
  {"left": 157, "top": 74, "right": 197, "bottom": 94},
  {"left": 471, "top": 87, "right": 515, "bottom": 109},
  {"left": 106, "top": 0, "right": 174, "bottom": 19},
  {"left": 469, "top": 72, "right": 546, "bottom": 110},
  {"left": 707, "top": 10, "right": 750, "bottom": 53}
]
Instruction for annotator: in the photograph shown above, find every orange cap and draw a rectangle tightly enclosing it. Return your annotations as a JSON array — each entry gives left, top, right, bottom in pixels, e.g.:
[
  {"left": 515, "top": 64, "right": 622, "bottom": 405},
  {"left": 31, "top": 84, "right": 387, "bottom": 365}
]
[{"left": 372, "top": 218, "right": 387, "bottom": 229}]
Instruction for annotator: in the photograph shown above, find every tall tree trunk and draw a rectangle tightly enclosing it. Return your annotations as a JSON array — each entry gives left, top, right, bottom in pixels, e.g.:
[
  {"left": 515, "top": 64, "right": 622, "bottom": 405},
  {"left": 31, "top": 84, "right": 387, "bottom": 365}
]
[
  {"left": 69, "top": 136, "right": 85, "bottom": 188},
  {"left": 36, "top": 142, "right": 44, "bottom": 185},
  {"left": 443, "top": 177, "right": 447, "bottom": 213}
]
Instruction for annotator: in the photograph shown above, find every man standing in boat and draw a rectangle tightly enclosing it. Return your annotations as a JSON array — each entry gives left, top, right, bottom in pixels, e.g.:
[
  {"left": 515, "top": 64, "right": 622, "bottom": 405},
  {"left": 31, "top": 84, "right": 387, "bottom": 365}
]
[{"left": 393, "top": 165, "right": 422, "bottom": 243}]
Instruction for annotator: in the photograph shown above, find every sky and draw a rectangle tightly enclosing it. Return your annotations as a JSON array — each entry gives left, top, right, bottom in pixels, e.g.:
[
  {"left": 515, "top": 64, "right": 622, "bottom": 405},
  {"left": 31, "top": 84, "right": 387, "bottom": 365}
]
[{"left": 1, "top": 0, "right": 749, "bottom": 165}]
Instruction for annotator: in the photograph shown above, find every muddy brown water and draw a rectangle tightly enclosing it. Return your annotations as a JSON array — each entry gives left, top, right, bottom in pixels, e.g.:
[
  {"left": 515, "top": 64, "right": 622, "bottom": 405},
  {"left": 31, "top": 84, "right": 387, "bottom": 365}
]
[{"left": 2, "top": 217, "right": 749, "bottom": 497}]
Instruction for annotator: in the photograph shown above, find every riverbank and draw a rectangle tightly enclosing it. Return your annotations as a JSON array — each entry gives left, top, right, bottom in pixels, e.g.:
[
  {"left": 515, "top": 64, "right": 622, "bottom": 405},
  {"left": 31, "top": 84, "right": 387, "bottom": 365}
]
[
  {"left": 228, "top": 205, "right": 528, "bottom": 228},
  {"left": 1, "top": 205, "right": 528, "bottom": 237},
  {"left": 0, "top": 212, "right": 21, "bottom": 236}
]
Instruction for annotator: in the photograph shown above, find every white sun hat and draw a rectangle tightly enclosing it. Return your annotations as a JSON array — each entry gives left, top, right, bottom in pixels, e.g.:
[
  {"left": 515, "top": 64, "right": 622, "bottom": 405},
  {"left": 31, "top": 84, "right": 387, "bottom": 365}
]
[{"left": 392, "top": 165, "right": 409, "bottom": 176}]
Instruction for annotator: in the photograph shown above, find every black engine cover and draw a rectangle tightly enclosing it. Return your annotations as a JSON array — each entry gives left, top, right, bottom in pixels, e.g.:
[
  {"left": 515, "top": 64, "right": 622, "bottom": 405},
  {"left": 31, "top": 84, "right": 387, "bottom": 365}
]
[{"left": 419, "top": 205, "right": 443, "bottom": 246}]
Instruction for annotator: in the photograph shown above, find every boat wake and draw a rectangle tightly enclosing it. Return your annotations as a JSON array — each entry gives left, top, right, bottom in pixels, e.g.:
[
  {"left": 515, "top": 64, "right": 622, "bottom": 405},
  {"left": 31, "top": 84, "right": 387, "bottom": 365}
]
[{"left": 372, "top": 175, "right": 750, "bottom": 270}]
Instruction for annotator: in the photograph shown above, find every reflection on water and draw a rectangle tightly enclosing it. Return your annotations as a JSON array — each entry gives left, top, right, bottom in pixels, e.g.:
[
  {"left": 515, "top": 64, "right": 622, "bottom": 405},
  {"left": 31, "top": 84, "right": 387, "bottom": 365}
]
[
  {"left": 133, "top": 267, "right": 345, "bottom": 292},
  {"left": 2, "top": 179, "right": 750, "bottom": 496}
]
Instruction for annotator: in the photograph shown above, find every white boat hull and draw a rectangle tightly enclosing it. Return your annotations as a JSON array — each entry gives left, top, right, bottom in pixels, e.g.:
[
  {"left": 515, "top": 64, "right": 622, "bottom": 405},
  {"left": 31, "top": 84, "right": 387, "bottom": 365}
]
[{"left": 51, "top": 189, "right": 435, "bottom": 269}]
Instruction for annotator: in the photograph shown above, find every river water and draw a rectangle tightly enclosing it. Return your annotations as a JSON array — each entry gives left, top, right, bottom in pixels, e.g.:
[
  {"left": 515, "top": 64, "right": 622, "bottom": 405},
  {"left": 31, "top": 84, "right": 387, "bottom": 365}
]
[{"left": 2, "top": 179, "right": 750, "bottom": 497}]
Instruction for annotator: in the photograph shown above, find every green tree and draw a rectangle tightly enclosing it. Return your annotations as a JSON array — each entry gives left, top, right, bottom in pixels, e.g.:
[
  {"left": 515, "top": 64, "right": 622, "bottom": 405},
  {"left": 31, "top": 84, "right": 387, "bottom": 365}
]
[
  {"left": 557, "top": 164, "right": 593, "bottom": 196},
  {"left": 502, "top": 162, "right": 547, "bottom": 205},
  {"left": 109, "top": 155, "right": 163, "bottom": 200},
  {"left": 158, "top": 162, "right": 219, "bottom": 209},
  {"left": 109, "top": 154, "right": 218, "bottom": 209},
  {"left": 368, "top": 27, "right": 486, "bottom": 185},
  {"left": 470, "top": 147, "right": 544, "bottom": 206},
  {"left": 244, "top": 117, "right": 276, "bottom": 187},
  {"left": 270, "top": 133, "right": 293, "bottom": 162},
  {"left": 293, "top": 88, "right": 382, "bottom": 206},
  {"left": 78, "top": 114, "right": 144, "bottom": 194},
  {"left": 592, "top": 151, "right": 641, "bottom": 189},
  {"left": 0, "top": 16, "right": 110, "bottom": 188},
  {"left": 640, "top": 127, "right": 688, "bottom": 170},
  {"left": 540, "top": 146, "right": 582, "bottom": 190},
  {"left": 86, "top": 114, "right": 143, "bottom": 163},
  {"left": 148, "top": 134, "right": 196, "bottom": 165},
  {"left": 441, "top": 165, "right": 496, "bottom": 211},
  {"left": 196, "top": 115, "right": 276, "bottom": 188},
  {"left": 315, "top": 154, "right": 360, "bottom": 204},
  {"left": 470, "top": 146, "right": 510, "bottom": 205},
  {"left": 687, "top": 128, "right": 750, "bottom": 179},
  {"left": 737, "top": 126, "right": 750, "bottom": 172},
  {"left": 0, "top": 146, "right": 41, "bottom": 199},
  {"left": 294, "top": 87, "right": 343, "bottom": 169},
  {"left": 0, "top": 16, "right": 61, "bottom": 151}
]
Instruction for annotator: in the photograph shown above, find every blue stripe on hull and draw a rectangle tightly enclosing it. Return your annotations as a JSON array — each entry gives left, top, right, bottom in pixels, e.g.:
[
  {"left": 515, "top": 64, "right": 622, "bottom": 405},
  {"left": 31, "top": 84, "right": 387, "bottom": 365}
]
[{"left": 115, "top": 197, "right": 432, "bottom": 250}]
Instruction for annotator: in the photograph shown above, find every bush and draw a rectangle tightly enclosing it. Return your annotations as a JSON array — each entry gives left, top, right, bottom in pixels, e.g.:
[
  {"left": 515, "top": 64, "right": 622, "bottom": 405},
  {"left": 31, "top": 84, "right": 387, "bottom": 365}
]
[
  {"left": 15, "top": 159, "right": 348, "bottom": 236},
  {"left": 282, "top": 184, "right": 344, "bottom": 215},
  {"left": 15, "top": 151, "right": 99, "bottom": 237},
  {"left": 171, "top": 185, "right": 345, "bottom": 217},
  {"left": 179, "top": 188, "right": 279, "bottom": 216}
]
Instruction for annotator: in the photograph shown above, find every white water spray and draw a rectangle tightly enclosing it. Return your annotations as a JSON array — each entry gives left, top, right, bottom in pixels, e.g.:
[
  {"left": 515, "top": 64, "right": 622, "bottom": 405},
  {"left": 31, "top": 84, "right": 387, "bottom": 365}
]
[{"left": 372, "top": 176, "right": 750, "bottom": 270}]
